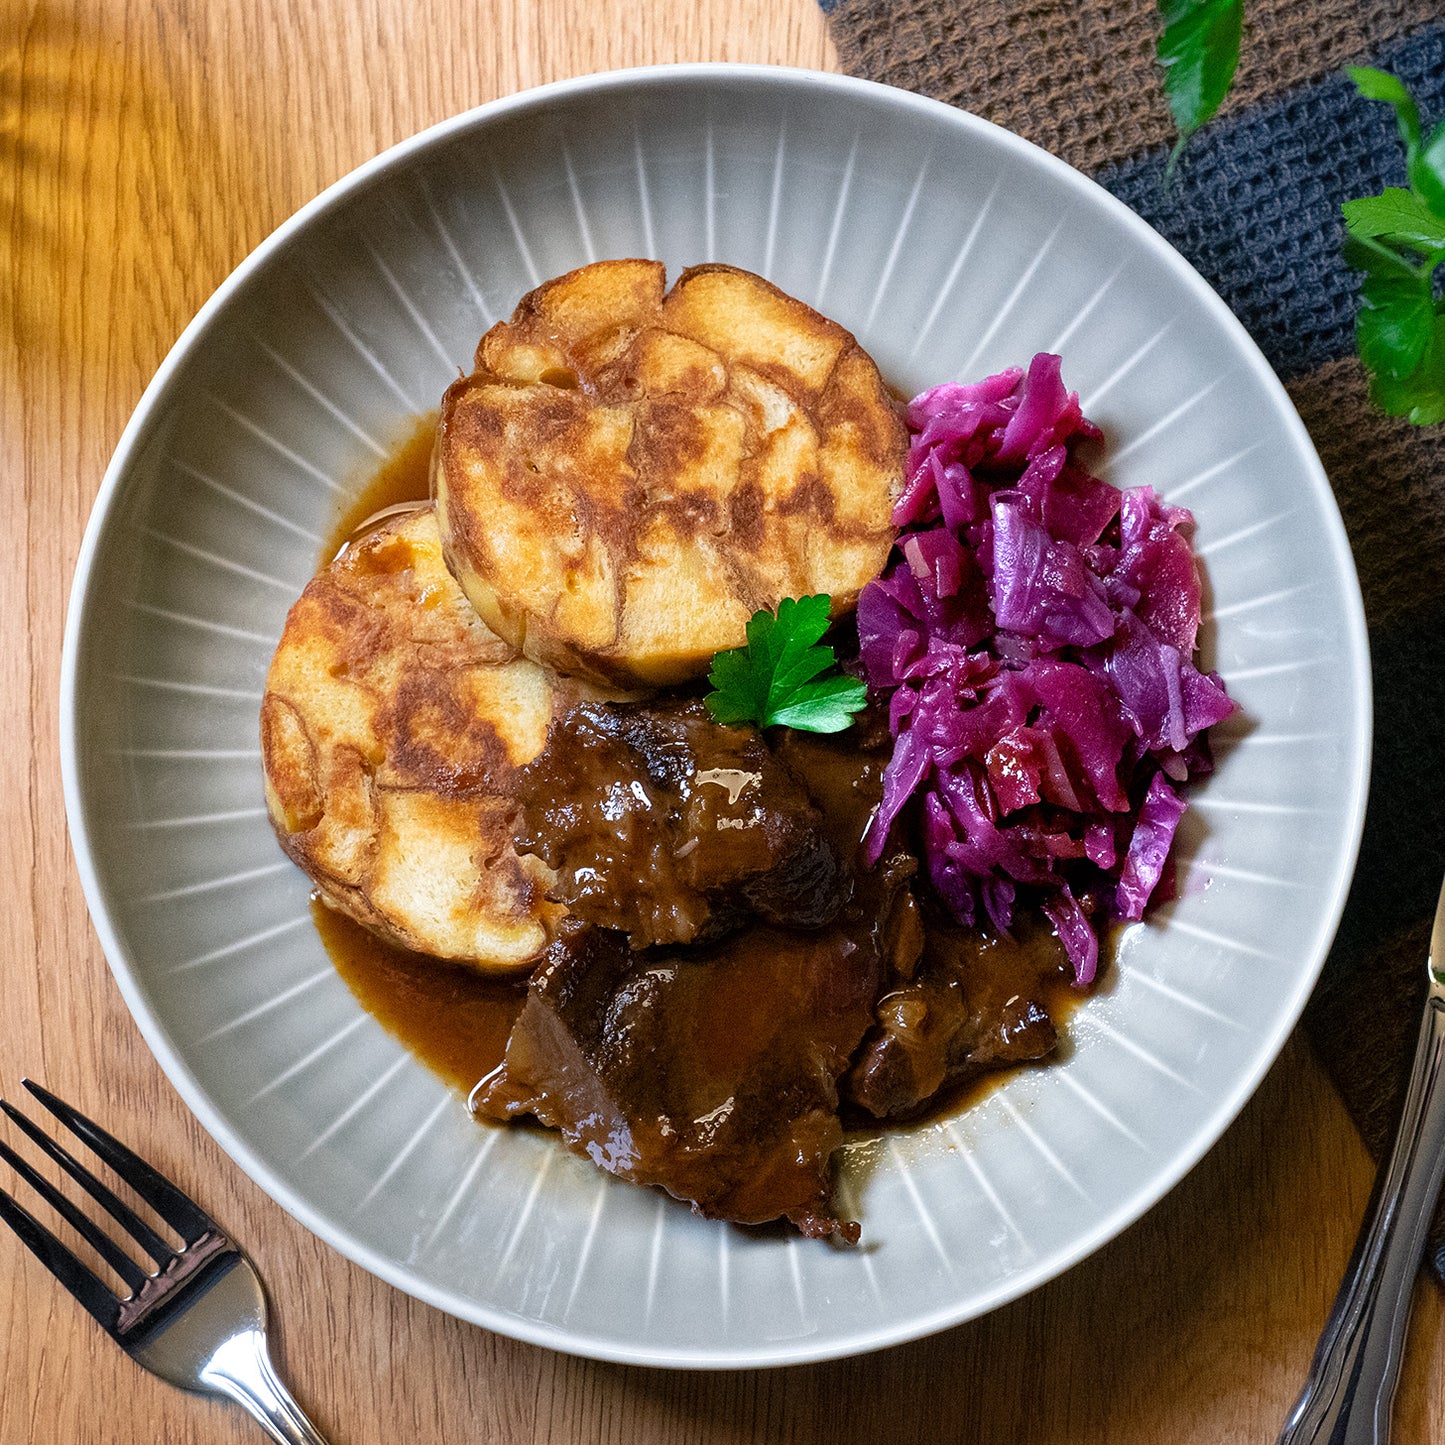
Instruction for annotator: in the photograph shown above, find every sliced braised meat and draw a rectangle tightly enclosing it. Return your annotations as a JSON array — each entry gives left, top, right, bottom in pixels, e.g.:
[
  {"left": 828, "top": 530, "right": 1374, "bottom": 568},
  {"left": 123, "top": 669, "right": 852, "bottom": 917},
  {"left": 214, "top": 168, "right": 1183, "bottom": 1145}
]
[
  {"left": 774, "top": 714, "right": 925, "bottom": 977},
  {"left": 491, "top": 691, "right": 1083, "bottom": 1237},
  {"left": 844, "top": 921, "right": 1066, "bottom": 1121},
  {"left": 844, "top": 970, "right": 968, "bottom": 1119},
  {"left": 474, "top": 918, "right": 883, "bottom": 1241},
  {"left": 513, "top": 699, "right": 844, "bottom": 948}
]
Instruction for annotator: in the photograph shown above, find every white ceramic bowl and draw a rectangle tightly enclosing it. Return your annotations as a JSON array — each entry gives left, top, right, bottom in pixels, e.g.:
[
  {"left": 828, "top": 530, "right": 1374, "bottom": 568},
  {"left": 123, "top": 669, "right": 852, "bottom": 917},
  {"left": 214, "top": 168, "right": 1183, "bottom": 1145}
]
[{"left": 62, "top": 64, "right": 1370, "bottom": 1367}]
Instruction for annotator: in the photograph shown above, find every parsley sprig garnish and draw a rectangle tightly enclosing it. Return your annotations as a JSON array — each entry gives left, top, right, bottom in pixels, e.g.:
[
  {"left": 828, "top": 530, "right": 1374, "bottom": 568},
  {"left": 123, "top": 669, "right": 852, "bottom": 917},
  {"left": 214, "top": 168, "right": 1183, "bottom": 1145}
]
[
  {"left": 1156, "top": 0, "right": 1244, "bottom": 176},
  {"left": 1343, "top": 67, "right": 1445, "bottom": 427},
  {"left": 704, "top": 595, "right": 867, "bottom": 734}
]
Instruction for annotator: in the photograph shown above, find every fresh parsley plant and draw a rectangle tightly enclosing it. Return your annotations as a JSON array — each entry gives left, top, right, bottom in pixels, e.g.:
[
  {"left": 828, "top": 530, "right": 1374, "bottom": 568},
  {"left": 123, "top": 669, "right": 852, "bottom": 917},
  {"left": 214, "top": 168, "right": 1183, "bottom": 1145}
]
[
  {"left": 704, "top": 595, "right": 867, "bottom": 734},
  {"left": 1156, "top": 0, "right": 1244, "bottom": 175},
  {"left": 1343, "top": 67, "right": 1445, "bottom": 427}
]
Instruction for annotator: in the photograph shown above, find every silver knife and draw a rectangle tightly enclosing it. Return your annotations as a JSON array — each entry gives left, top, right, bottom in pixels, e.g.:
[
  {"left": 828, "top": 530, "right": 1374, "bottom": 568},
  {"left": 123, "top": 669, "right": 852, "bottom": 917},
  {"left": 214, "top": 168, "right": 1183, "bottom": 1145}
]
[{"left": 1279, "top": 871, "right": 1445, "bottom": 1444}]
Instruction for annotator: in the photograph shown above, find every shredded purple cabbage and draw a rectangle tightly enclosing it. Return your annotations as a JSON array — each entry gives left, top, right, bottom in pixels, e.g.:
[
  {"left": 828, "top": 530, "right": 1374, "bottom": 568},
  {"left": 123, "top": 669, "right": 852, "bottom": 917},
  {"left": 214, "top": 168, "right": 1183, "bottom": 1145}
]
[{"left": 860, "top": 353, "right": 1235, "bottom": 985}]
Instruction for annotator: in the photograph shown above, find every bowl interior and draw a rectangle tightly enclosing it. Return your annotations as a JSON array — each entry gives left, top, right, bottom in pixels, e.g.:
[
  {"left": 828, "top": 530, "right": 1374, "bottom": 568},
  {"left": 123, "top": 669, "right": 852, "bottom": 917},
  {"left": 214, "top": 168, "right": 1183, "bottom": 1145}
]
[{"left": 63, "top": 66, "right": 1369, "bottom": 1367}]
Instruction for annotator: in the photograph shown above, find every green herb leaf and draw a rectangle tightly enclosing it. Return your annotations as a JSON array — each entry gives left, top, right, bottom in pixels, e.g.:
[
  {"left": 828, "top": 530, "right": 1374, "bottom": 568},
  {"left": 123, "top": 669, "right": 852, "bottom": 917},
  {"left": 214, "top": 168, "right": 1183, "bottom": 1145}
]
[
  {"left": 1348, "top": 66, "right": 1422, "bottom": 156},
  {"left": 1413, "top": 120, "right": 1445, "bottom": 219},
  {"left": 1368, "top": 315, "right": 1445, "bottom": 426},
  {"left": 1342, "top": 188, "right": 1445, "bottom": 252},
  {"left": 1157, "top": 0, "right": 1244, "bottom": 174},
  {"left": 704, "top": 596, "right": 868, "bottom": 735},
  {"left": 1344, "top": 68, "right": 1445, "bottom": 429},
  {"left": 703, "top": 646, "right": 769, "bottom": 727},
  {"left": 1351, "top": 68, "right": 1445, "bottom": 218},
  {"left": 1342, "top": 234, "right": 1422, "bottom": 279},
  {"left": 768, "top": 673, "right": 871, "bottom": 733},
  {"left": 1356, "top": 268, "right": 1436, "bottom": 380}
]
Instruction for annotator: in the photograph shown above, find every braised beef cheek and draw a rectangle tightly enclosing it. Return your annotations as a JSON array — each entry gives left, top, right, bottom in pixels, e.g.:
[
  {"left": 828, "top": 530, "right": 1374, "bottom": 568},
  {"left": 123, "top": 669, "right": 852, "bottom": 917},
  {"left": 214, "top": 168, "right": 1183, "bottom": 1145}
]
[
  {"left": 490, "top": 708, "right": 927, "bottom": 1240},
  {"left": 490, "top": 698, "right": 1074, "bottom": 1240},
  {"left": 514, "top": 699, "right": 844, "bottom": 948},
  {"left": 474, "top": 918, "right": 881, "bottom": 1241},
  {"left": 844, "top": 923, "right": 1066, "bottom": 1121}
]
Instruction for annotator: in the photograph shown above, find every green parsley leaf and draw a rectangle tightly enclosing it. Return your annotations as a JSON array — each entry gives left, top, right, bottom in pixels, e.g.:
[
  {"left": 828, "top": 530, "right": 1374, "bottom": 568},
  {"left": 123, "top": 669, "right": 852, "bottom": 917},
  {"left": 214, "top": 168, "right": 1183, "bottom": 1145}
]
[
  {"left": 1369, "top": 314, "right": 1445, "bottom": 427},
  {"left": 768, "top": 673, "right": 872, "bottom": 733},
  {"left": 1344, "top": 68, "right": 1445, "bottom": 429},
  {"left": 703, "top": 646, "right": 769, "bottom": 727},
  {"left": 1357, "top": 268, "right": 1436, "bottom": 380},
  {"left": 1157, "top": 0, "right": 1244, "bottom": 174},
  {"left": 1342, "top": 188, "right": 1445, "bottom": 252},
  {"left": 1348, "top": 66, "right": 1422, "bottom": 155},
  {"left": 1343, "top": 234, "right": 1424, "bottom": 280},
  {"left": 1414, "top": 120, "right": 1445, "bottom": 218},
  {"left": 704, "top": 596, "right": 868, "bottom": 735},
  {"left": 1348, "top": 68, "right": 1445, "bottom": 218}
]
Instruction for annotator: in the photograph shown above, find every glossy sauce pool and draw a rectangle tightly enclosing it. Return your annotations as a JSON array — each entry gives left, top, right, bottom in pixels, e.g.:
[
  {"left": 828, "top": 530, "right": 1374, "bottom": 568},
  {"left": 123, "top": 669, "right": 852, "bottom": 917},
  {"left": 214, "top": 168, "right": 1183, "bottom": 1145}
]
[
  {"left": 324, "top": 410, "right": 437, "bottom": 559},
  {"left": 313, "top": 902, "right": 525, "bottom": 1094}
]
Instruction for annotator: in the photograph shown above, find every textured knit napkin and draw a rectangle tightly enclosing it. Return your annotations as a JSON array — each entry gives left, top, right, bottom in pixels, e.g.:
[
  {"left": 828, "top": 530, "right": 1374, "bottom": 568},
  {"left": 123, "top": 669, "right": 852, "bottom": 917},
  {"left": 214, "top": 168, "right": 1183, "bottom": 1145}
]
[{"left": 817, "top": 0, "right": 1445, "bottom": 1278}]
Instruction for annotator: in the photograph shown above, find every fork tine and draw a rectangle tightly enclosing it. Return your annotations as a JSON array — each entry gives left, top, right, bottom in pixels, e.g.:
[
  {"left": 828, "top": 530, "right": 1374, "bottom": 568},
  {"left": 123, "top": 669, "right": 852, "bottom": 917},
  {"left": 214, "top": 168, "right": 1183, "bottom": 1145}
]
[
  {"left": 0, "top": 1100, "right": 173, "bottom": 1265},
  {"left": 0, "top": 1185, "right": 120, "bottom": 1329},
  {"left": 0, "top": 1136, "right": 150, "bottom": 1293},
  {"left": 21, "top": 1081, "right": 217, "bottom": 1246}
]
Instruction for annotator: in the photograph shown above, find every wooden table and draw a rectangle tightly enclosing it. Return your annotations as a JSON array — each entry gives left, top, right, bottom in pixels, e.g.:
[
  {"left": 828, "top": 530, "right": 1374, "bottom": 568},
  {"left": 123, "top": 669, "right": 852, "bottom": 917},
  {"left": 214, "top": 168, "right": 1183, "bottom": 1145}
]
[{"left": 1, "top": 1, "right": 1441, "bottom": 1440}]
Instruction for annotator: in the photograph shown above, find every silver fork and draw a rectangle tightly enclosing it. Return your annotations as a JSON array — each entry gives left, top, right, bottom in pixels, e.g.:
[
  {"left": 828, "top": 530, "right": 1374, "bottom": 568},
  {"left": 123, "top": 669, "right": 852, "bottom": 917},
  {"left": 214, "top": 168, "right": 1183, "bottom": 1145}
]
[
  {"left": 1279, "top": 873, "right": 1445, "bottom": 1444},
  {"left": 0, "top": 1080, "right": 330, "bottom": 1445}
]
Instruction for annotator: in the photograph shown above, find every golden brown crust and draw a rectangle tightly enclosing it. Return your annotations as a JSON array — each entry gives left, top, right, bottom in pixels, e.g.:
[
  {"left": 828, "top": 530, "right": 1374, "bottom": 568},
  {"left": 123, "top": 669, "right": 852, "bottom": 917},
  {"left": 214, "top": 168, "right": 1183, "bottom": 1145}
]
[
  {"left": 260, "top": 506, "right": 607, "bottom": 973},
  {"left": 434, "top": 260, "right": 906, "bottom": 688}
]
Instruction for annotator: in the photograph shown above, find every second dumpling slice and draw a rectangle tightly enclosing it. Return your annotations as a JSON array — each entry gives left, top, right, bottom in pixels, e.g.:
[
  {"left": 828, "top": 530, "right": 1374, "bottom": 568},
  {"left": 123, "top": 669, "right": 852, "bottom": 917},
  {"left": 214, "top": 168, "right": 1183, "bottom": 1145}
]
[{"left": 433, "top": 260, "right": 906, "bottom": 689}]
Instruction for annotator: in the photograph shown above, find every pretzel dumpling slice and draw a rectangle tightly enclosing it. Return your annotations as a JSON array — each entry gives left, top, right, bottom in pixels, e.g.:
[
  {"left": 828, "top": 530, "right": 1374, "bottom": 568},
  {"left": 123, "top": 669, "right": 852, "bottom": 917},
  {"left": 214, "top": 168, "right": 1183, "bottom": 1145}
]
[
  {"left": 434, "top": 260, "right": 907, "bottom": 688},
  {"left": 260, "top": 506, "right": 602, "bottom": 973}
]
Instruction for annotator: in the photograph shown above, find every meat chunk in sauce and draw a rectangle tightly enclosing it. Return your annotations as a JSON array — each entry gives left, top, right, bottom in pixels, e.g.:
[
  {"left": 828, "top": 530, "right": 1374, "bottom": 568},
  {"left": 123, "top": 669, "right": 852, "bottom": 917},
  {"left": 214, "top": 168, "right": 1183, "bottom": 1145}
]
[
  {"left": 474, "top": 918, "right": 882, "bottom": 1241},
  {"left": 483, "top": 696, "right": 1081, "bottom": 1239},
  {"left": 514, "top": 700, "right": 844, "bottom": 949},
  {"left": 844, "top": 921, "right": 1065, "bottom": 1121},
  {"left": 772, "top": 720, "right": 926, "bottom": 982}
]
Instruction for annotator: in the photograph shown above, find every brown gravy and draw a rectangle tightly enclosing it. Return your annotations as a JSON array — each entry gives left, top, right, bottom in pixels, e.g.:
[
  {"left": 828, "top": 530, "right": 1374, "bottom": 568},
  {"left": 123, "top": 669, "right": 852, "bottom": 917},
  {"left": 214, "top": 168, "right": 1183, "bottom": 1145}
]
[
  {"left": 323, "top": 410, "right": 437, "bottom": 561},
  {"left": 312, "top": 901, "right": 525, "bottom": 1094}
]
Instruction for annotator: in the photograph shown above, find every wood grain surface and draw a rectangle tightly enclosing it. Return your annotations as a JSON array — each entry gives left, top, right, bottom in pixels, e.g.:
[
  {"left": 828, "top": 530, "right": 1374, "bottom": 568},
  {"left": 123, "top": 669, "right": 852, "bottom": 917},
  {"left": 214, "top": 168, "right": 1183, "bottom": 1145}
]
[{"left": 1, "top": 1, "right": 1441, "bottom": 1441}]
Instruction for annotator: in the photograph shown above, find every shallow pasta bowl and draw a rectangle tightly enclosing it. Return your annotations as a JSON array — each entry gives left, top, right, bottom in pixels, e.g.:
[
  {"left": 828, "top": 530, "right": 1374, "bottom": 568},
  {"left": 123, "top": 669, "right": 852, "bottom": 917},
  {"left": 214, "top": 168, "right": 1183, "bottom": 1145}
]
[{"left": 61, "top": 63, "right": 1370, "bottom": 1367}]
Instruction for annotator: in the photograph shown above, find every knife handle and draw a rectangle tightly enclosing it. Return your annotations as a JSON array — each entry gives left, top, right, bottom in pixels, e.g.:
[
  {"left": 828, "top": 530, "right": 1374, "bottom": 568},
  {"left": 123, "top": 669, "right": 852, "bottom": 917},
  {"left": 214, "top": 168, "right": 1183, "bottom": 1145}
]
[{"left": 1278, "top": 991, "right": 1445, "bottom": 1445}]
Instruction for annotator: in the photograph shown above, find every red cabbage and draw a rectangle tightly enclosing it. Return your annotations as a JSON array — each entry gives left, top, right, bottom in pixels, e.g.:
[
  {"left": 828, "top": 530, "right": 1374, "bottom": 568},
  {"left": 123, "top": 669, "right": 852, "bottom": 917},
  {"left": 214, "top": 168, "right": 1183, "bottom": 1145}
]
[
  {"left": 860, "top": 355, "right": 1235, "bottom": 983},
  {"left": 1116, "top": 773, "right": 1189, "bottom": 923},
  {"left": 990, "top": 497, "right": 1116, "bottom": 647}
]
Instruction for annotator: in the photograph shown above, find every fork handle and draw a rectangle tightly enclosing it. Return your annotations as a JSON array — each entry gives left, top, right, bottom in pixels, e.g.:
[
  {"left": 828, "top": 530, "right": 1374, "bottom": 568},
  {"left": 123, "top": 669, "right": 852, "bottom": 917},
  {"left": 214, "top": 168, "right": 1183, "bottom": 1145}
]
[
  {"left": 201, "top": 1327, "right": 331, "bottom": 1445},
  {"left": 1278, "top": 992, "right": 1445, "bottom": 1445}
]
